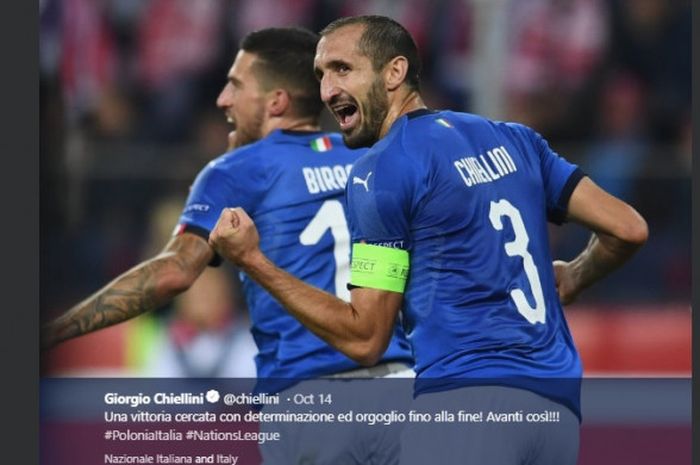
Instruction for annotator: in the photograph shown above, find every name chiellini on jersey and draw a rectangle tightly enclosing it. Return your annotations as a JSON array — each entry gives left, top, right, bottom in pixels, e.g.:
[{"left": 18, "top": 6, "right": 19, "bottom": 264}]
[{"left": 346, "top": 109, "right": 583, "bottom": 418}]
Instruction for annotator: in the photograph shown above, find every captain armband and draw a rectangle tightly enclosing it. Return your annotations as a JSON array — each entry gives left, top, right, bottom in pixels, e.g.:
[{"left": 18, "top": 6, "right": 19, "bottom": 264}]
[{"left": 349, "top": 243, "right": 410, "bottom": 293}]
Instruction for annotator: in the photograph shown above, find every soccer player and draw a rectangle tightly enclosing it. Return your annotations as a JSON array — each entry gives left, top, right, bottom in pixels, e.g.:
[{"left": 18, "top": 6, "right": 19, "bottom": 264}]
[
  {"left": 43, "top": 27, "right": 413, "bottom": 462},
  {"left": 209, "top": 16, "right": 648, "bottom": 464}
]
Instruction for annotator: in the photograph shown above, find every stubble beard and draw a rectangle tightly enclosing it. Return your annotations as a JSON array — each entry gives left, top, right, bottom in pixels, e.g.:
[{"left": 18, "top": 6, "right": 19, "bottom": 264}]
[
  {"left": 232, "top": 106, "right": 265, "bottom": 149},
  {"left": 343, "top": 77, "right": 389, "bottom": 149}
]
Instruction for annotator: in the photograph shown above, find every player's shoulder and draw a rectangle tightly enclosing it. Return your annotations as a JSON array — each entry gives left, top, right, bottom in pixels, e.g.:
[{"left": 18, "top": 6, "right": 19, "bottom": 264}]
[
  {"left": 407, "top": 109, "right": 536, "bottom": 138},
  {"left": 397, "top": 109, "right": 494, "bottom": 143},
  {"left": 497, "top": 120, "right": 540, "bottom": 143},
  {"left": 186, "top": 143, "right": 265, "bottom": 191},
  {"left": 205, "top": 135, "right": 276, "bottom": 171},
  {"left": 440, "top": 111, "right": 545, "bottom": 152},
  {"left": 401, "top": 109, "right": 486, "bottom": 128}
]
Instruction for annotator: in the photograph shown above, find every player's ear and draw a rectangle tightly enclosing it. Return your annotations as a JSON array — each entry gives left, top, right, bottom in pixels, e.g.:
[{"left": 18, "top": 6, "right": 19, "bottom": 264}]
[
  {"left": 267, "top": 89, "right": 290, "bottom": 117},
  {"left": 384, "top": 56, "right": 409, "bottom": 92}
]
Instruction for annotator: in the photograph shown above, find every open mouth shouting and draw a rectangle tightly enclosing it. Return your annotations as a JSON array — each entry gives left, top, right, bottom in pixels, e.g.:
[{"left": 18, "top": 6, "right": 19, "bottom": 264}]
[
  {"left": 330, "top": 100, "right": 359, "bottom": 132},
  {"left": 225, "top": 114, "right": 237, "bottom": 130}
]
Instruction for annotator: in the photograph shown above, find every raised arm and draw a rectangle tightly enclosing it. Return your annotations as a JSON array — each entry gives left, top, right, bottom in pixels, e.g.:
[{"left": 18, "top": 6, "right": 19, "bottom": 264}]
[
  {"left": 209, "top": 208, "right": 402, "bottom": 366},
  {"left": 41, "top": 232, "right": 214, "bottom": 349},
  {"left": 553, "top": 176, "right": 648, "bottom": 304}
]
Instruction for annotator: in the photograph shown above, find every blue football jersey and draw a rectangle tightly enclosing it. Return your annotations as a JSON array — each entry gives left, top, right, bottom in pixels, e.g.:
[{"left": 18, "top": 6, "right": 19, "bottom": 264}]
[
  {"left": 177, "top": 129, "right": 413, "bottom": 393},
  {"left": 346, "top": 110, "right": 583, "bottom": 417}
]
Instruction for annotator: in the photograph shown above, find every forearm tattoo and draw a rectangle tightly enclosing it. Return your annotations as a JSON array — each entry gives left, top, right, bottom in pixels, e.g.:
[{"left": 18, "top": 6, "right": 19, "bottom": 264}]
[
  {"left": 44, "top": 234, "right": 211, "bottom": 347},
  {"left": 66, "top": 260, "right": 163, "bottom": 339}
]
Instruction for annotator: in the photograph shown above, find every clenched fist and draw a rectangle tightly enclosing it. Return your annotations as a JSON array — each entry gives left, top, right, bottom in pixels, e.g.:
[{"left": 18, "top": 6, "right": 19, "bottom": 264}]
[{"left": 208, "top": 207, "right": 261, "bottom": 267}]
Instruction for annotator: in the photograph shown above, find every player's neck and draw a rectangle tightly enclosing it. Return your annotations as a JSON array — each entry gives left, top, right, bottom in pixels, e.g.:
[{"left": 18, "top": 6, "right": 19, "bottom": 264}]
[
  {"left": 264, "top": 116, "right": 320, "bottom": 136},
  {"left": 282, "top": 119, "right": 320, "bottom": 132},
  {"left": 379, "top": 90, "right": 426, "bottom": 139}
]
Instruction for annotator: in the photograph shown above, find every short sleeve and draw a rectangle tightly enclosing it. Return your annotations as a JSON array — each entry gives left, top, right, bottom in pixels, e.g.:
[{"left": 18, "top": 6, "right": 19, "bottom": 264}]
[
  {"left": 511, "top": 124, "right": 584, "bottom": 224},
  {"left": 344, "top": 151, "right": 419, "bottom": 251},
  {"left": 176, "top": 154, "right": 264, "bottom": 237}
]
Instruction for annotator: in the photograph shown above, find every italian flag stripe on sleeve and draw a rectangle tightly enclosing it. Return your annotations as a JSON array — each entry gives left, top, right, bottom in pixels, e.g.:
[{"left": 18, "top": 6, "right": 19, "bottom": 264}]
[{"left": 311, "top": 136, "right": 332, "bottom": 152}]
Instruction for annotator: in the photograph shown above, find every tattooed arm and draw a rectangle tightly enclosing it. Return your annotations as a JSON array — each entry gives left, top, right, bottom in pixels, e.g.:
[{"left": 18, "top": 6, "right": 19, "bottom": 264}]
[
  {"left": 553, "top": 177, "right": 648, "bottom": 305},
  {"left": 41, "top": 232, "right": 214, "bottom": 349}
]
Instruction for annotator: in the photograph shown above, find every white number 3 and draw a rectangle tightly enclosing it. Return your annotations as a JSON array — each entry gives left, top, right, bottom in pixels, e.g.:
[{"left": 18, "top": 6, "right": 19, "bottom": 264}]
[{"left": 488, "top": 199, "right": 546, "bottom": 324}]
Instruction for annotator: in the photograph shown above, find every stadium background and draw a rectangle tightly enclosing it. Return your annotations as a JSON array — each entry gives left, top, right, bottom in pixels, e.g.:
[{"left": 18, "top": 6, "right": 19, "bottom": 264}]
[{"left": 39, "top": 1, "right": 691, "bottom": 463}]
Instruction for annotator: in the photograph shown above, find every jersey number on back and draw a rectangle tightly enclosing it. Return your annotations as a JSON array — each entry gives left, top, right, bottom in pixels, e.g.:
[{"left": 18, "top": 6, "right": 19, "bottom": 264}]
[
  {"left": 299, "top": 200, "right": 351, "bottom": 301},
  {"left": 488, "top": 199, "right": 546, "bottom": 324}
]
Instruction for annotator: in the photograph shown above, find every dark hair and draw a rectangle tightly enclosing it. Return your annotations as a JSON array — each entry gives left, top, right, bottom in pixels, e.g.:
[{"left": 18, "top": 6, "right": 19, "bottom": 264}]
[
  {"left": 320, "top": 15, "right": 421, "bottom": 91},
  {"left": 240, "top": 27, "right": 323, "bottom": 119}
]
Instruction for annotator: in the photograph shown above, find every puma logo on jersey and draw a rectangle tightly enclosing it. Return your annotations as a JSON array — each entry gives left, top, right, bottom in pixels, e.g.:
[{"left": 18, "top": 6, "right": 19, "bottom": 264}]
[{"left": 352, "top": 172, "right": 372, "bottom": 192}]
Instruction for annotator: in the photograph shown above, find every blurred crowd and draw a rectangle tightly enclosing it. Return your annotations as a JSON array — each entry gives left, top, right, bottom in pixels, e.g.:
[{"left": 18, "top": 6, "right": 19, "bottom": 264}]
[{"left": 40, "top": 0, "right": 691, "bottom": 371}]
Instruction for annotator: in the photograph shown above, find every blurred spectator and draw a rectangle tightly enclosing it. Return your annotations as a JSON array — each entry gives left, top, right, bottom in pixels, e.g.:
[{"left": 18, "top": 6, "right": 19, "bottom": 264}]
[
  {"left": 421, "top": 0, "right": 473, "bottom": 110},
  {"left": 583, "top": 71, "right": 649, "bottom": 201},
  {"left": 607, "top": 0, "right": 691, "bottom": 142},
  {"left": 40, "top": 0, "right": 62, "bottom": 79},
  {"left": 136, "top": 0, "right": 227, "bottom": 142},
  {"left": 504, "top": 0, "right": 608, "bottom": 133},
  {"left": 231, "top": 0, "right": 318, "bottom": 33},
  {"left": 59, "top": 0, "right": 119, "bottom": 123},
  {"left": 630, "top": 112, "right": 692, "bottom": 302}
]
